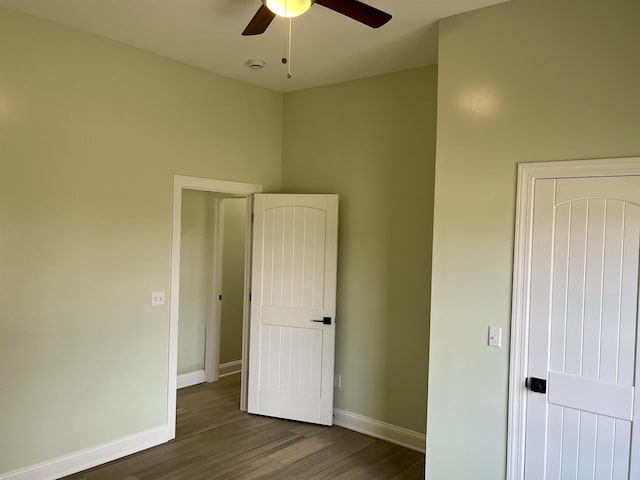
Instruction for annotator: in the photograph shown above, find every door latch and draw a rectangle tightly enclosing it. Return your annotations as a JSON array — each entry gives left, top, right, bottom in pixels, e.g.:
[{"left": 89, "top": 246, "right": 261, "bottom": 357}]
[
  {"left": 312, "top": 317, "right": 332, "bottom": 325},
  {"left": 526, "top": 377, "right": 547, "bottom": 394}
]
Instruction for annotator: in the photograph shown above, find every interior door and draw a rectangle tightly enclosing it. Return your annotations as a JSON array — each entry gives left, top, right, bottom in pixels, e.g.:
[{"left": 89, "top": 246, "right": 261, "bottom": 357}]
[
  {"left": 247, "top": 194, "right": 338, "bottom": 425},
  {"left": 524, "top": 176, "right": 640, "bottom": 478}
]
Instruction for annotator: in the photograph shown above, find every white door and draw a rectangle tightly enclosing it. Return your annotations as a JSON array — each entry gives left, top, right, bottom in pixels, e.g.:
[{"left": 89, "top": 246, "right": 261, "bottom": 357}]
[
  {"left": 524, "top": 176, "right": 640, "bottom": 478},
  {"left": 247, "top": 194, "right": 338, "bottom": 425}
]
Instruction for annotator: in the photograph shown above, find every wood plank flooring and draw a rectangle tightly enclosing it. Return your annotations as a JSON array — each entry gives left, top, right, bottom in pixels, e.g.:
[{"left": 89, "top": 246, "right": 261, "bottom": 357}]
[{"left": 64, "top": 375, "right": 425, "bottom": 479}]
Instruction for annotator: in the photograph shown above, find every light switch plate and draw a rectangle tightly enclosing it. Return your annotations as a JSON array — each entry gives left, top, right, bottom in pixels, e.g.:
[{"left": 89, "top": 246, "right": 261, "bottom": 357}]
[
  {"left": 488, "top": 326, "right": 502, "bottom": 348},
  {"left": 151, "top": 291, "right": 165, "bottom": 306}
]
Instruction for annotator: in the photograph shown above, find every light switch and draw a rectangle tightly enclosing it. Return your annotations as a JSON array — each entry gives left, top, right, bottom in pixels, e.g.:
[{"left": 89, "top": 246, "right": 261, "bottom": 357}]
[
  {"left": 151, "top": 291, "right": 165, "bottom": 306},
  {"left": 488, "top": 326, "right": 502, "bottom": 348}
]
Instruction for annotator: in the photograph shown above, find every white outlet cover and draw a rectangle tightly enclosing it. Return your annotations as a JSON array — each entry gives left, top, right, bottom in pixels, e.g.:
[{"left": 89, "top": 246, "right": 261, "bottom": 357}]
[
  {"left": 151, "top": 291, "right": 165, "bottom": 306},
  {"left": 488, "top": 325, "right": 502, "bottom": 348}
]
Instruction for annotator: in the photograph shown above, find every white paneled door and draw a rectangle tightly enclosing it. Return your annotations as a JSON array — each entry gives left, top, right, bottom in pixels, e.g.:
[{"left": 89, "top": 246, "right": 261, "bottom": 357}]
[
  {"left": 248, "top": 194, "right": 338, "bottom": 425},
  {"left": 524, "top": 176, "right": 640, "bottom": 478}
]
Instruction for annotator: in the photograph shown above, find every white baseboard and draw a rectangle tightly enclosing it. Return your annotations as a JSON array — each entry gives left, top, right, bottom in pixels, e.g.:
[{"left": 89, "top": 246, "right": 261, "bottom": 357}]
[
  {"left": 219, "top": 360, "right": 242, "bottom": 377},
  {"left": 177, "top": 369, "right": 206, "bottom": 389},
  {"left": 177, "top": 363, "right": 240, "bottom": 388},
  {"left": 333, "top": 408, "right": 426, "bottom": 453},
  {"left": 0, "top": 425, "right": 171, "bottom": 480}
]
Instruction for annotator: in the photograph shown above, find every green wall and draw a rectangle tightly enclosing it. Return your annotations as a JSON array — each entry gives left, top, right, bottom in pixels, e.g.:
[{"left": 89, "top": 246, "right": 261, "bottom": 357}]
[
  {"left": 220, "top": 197, "right": 247, "bottom": 365},
  {"left": 427, "top": 0, "right": 640, "bottom": 477},
  {"left": 0, "top": 7, "right": 282, "bottom": 474},
  {"left": 282, "top": 66, "right": 437, "bottom": 433},
  {"left": 177, "top": 190, "right": 212, "bottom": 375}
]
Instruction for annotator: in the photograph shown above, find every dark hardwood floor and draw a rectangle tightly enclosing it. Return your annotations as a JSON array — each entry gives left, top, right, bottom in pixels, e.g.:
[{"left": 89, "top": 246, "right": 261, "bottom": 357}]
[{"left": 64, "top": 375, "right": 425, "bottom": 479}]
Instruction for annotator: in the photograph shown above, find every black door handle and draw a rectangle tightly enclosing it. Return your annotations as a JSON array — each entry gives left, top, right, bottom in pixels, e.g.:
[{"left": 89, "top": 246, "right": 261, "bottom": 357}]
[
  {"left": 526, "top": 377, "right": 547, "bottom": 394},
  {"left": 312, "top": 317, "right": 332, "bottom": 325}
]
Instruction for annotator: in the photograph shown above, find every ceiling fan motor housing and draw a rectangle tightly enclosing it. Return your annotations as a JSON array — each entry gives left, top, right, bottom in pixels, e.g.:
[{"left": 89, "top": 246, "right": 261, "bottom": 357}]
[{"left": 264, "top": 0, "right": 313, "bottom": 18}]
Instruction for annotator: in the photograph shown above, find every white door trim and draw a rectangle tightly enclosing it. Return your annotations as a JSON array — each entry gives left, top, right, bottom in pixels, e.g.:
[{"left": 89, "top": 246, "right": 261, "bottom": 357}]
[
  {"left": 507, "top": 156, "right": 640, "bottom": 480},
  {"left": 239, "top": 195, "right": 254, "bottom": 412},
  {"left": 168, "top": 175, "right": 262, "bottom": 438}
]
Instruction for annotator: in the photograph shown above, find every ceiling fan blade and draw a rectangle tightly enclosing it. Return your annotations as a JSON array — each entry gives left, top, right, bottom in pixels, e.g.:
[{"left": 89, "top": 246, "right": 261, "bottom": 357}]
[
  {"left": 315, "top": 0, "right": 391, "bottom": 28},
  {"left": 242, "top": 5, "right": 276, "bottom": 36}
]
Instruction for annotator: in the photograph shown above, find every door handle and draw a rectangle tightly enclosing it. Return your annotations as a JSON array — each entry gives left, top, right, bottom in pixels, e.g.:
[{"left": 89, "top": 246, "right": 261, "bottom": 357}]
[
  {"left": 312, "top": 317, "right": 332, "bottom": 325},
  {"left": 526, "top": 377, "right": 547, "bottom": 394}
]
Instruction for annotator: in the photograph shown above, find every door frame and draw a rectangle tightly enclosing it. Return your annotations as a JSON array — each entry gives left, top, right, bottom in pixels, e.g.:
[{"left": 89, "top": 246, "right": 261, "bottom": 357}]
[
  {"left": 507, "top": 156, "right": 640, "bottom": 479},
  {"left": 167, "top": 175, "right": 262, "bottom": 438}
]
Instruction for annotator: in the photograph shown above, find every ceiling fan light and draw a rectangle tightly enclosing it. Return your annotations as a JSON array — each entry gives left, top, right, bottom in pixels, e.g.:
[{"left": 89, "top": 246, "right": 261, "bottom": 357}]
[{"left": 264, "top": 0, "right": 312, "bottom": 18}]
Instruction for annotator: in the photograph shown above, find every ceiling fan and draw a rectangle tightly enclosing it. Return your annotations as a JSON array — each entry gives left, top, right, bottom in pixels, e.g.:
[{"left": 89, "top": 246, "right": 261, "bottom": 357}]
[{"left": 242, "top": 0, "right": 392, "bottom": 36}]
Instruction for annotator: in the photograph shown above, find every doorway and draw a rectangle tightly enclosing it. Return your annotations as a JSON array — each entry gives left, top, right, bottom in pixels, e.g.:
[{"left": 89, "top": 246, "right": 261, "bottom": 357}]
[
  {"left": 167, "top": 175, "right": 262, "bottom": 438},
  {"left": 507, "top": 157, "right": 640, "bottom": 479},
  {"left": 176, "top": 192, "right": 247, "bottom": 388}
]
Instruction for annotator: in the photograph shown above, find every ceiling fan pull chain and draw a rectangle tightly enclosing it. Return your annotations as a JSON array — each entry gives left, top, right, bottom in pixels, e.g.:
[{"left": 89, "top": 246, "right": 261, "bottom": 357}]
[
  {"left": 282, "top": 18, "right": 288, "bottom": 61},
  {"left": 280, "top": 14, "right": 292, "bottom": 78},
  {"left": 287, "top": 17, "right": 293, "bottom": 78}
]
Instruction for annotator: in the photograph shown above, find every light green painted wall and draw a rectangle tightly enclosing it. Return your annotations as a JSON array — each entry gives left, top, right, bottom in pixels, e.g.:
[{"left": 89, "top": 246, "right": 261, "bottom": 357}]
[
  {"left": 177, "top": 190, "right": 212, "bottom": 375},
  {"left": 220, "top": 197, "right": 247, "bottom": 364},
  {"left": 282, "top": 67, "right": 437, "bottom": 433},
  {"left": 0, "top": 7, "right": 281, "bottom": 474},
  {"left": 427, "top": 0, "right": 640, "bottom": 478}
]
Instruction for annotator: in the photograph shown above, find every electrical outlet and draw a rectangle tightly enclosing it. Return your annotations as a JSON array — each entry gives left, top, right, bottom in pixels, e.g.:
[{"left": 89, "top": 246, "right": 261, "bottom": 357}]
[
  {"left": 151, "top": 291, "right": 165, "bottom": 306},
  {"left": 334, "top": 374, "right": 342, "bottom": 388}
]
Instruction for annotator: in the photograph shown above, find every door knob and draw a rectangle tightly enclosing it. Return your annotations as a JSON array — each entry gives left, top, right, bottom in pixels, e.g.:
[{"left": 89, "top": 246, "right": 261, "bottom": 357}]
[
  {"left": 526, "top": 377, "right": 547, "bottom": 394},
  {"left": 311, "top": 317, "right": 332, "bottom": 325}
]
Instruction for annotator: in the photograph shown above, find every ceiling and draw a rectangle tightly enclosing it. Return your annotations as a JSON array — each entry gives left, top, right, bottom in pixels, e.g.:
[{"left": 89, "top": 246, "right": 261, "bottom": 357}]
[{"left": 0, "top": 0, "right": 509, "bottom": 92}]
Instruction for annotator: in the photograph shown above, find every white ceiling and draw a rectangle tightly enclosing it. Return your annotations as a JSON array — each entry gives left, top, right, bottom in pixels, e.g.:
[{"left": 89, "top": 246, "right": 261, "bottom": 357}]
[{"left": 0, "top": 0, "right": 509, "bottom": 92}]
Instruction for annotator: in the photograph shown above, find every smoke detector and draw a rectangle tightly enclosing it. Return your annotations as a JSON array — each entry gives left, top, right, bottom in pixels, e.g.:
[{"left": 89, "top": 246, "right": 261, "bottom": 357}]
[{"left": 245, "top": 59, "right": 265, "bottom": 70}]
